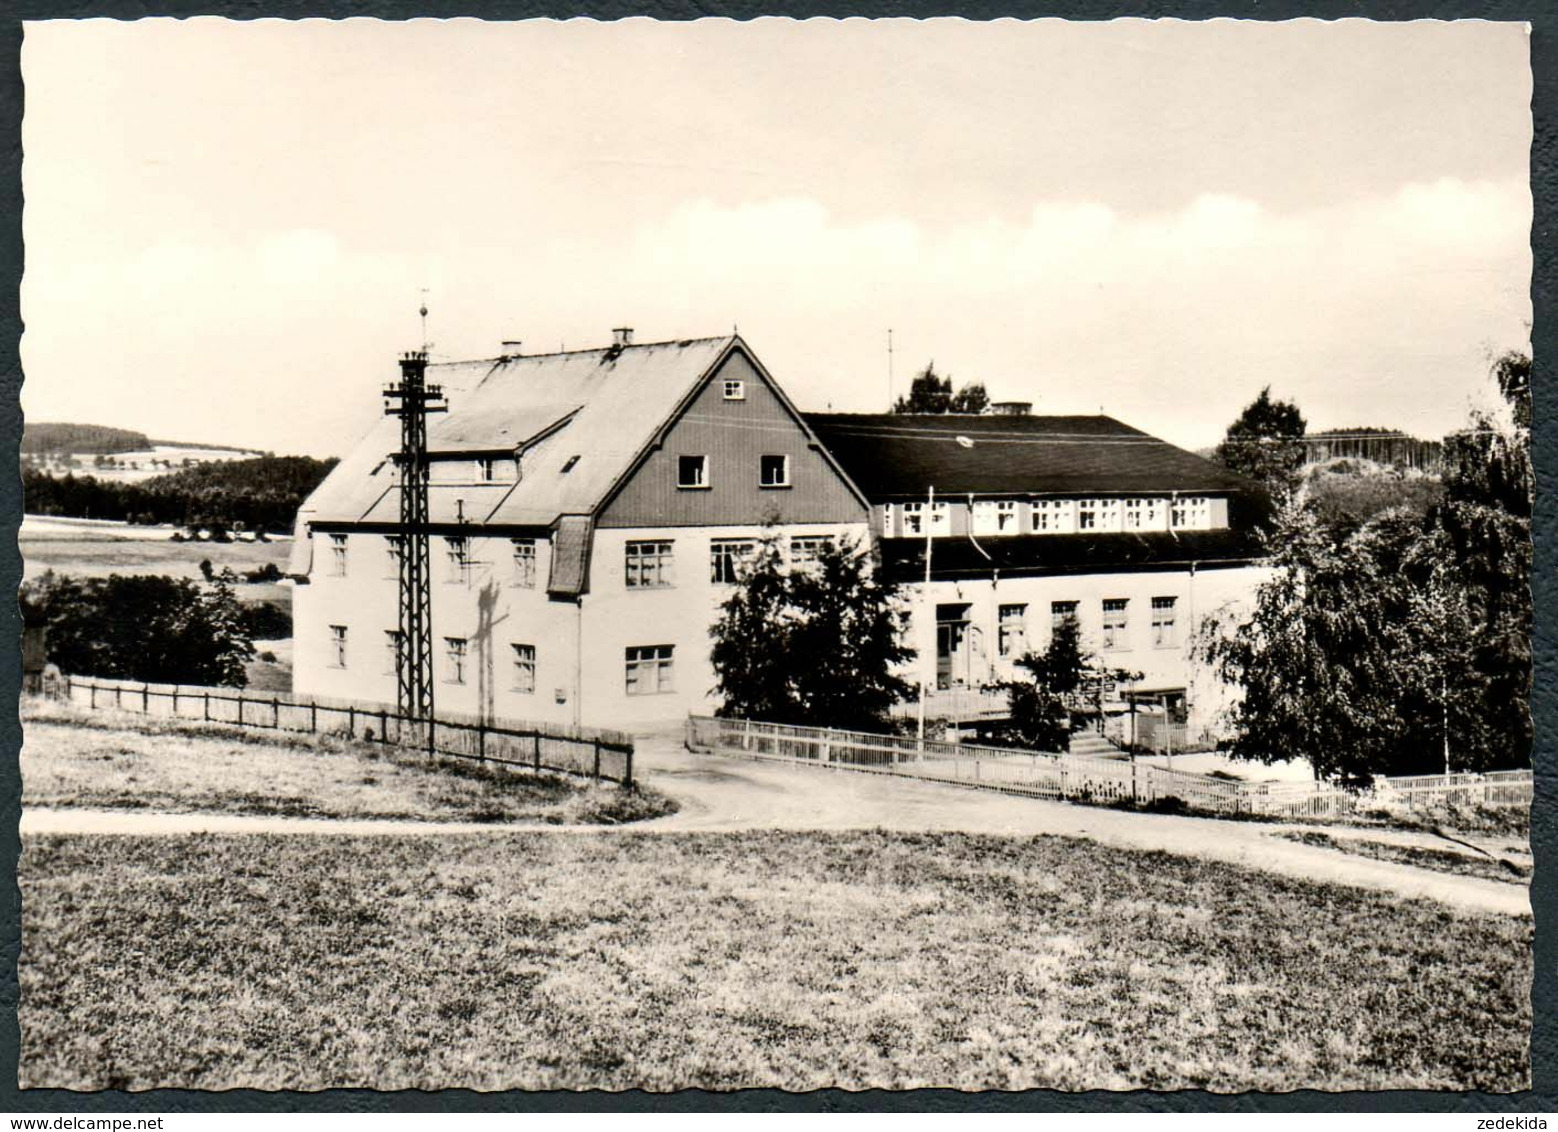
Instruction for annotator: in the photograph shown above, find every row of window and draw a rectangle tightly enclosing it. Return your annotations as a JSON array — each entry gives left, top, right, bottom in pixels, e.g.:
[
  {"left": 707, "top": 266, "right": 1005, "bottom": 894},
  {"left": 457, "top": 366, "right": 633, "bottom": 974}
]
[
  {"left": 329, "top": 534, "right": 541, "bottom": 587},
  {"left": 888, "top": 496, "right": 1215, "bottom": 537},
  {"left": 676, "top": 453, "right": 791, "bottom": 490},
  {"left": 326, "top": 627, "right": 677, "bottom": 697},
  {"left": 992, "top": 597, "right": 1179, "bottom": 655},
  {"left": 627, "top": 535, "right": 833, "bottom": 588},
  {"left": 329, "top": 532, "right": 827, "bottom": 589}
]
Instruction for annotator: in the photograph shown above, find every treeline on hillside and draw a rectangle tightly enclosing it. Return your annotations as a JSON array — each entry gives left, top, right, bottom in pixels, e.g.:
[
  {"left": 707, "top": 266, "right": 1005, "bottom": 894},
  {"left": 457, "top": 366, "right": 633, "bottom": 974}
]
[
  {"left": 23, "top": 455, "right": 339, "bottom": 534},
  {"left": 22, "top": 422, "right": 151, "bottom": 456}
]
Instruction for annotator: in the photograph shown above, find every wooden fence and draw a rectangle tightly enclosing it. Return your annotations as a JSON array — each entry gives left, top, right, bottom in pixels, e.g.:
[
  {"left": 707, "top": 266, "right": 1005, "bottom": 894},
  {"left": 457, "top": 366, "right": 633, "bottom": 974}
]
[
  {"left": 60, "top": 675, "right": 634, "bottom": 787},
  {"left": 686, "top": 716, "right": 1532, "bottom": 819}
]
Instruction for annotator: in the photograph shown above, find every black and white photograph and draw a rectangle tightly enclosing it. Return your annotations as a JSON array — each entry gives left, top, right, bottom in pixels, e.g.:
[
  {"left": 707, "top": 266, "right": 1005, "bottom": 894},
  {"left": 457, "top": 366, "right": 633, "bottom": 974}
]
[{"left": 13, "top": 16, "right": 1535, "bottom": 1095}]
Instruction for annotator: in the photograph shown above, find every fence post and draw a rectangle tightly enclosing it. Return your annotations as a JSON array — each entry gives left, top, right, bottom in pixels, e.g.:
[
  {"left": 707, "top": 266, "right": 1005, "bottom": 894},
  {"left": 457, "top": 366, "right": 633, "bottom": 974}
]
[
  {"left": 272, "top": 698, "right": 280, "bottom": 729},
  {"left": 347, "top": 705, "right": 355, "bottom": 738},
  {"left": 380, "top": 710, "right": 387, "bottom": 743},
  {"left": 142, "top": 684, "right": 149, "bottom": 713},
  {"left": 203, "top": 691, "right": 210, "bottom": 721},
  {"left": 310, "top": 702, "right": 317, "bottom": 733},
  {"left": 592, "top": 738, "right": 601, "bottom": 782},
  {"left": 115, "top": 686, "right": 122, "bottom": 709},
  {"left": 534, "top": 733, "right": 541, "bottom": 772},
  {"left": 478, "top": 725, "right": 486, "bottom": 765},
  {"left": 90, "top": 683, "right": 96, "bottom": 709},
  {"left": 172, "top": 687, "right": 179, "bottom": 715},
  {"left": 237, "top": 696, "right": 243, "bottom": 726}
]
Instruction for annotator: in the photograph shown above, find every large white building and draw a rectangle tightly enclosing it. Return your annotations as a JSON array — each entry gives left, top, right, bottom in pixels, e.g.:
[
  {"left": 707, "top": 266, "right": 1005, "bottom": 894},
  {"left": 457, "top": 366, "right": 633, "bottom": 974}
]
[{"left": 290, "top": 331, "right": 1272, "bottom": 736}]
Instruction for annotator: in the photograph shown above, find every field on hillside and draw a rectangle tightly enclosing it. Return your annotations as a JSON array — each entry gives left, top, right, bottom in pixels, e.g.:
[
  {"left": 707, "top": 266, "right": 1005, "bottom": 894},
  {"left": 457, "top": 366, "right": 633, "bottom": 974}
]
[
  {"left": 19, "top": 828, "right": 1530, "bottom": 1092},
  {"left": 21, "top": 519, "right": 291, "bottom": 583},
  {"left": 22, "top": 701, "right": 665, "bottom": 826}
]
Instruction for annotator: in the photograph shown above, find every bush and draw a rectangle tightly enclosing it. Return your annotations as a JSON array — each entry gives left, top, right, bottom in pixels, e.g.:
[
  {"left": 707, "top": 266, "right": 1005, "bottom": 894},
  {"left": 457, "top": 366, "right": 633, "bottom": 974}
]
[{"left": 21, "top": 571, "right": 254, "bottom": 686}]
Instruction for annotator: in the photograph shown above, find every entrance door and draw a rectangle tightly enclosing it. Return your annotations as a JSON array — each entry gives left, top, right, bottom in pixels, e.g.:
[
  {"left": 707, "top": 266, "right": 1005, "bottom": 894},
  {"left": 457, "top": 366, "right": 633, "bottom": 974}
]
[{"left": 936, "top": 603, "right": 971, "bottom": 689}]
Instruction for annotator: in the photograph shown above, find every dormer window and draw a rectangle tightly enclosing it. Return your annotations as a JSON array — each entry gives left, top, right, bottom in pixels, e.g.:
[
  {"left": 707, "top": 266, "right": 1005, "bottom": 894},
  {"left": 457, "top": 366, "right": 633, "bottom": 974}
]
[
  {"left": 678, "top": 454, "right": 710, "bottom": 489},
  {"left": 723, "top": 379, "right": 746, "bottom": 400},
  {"left": 475, "top": 457, "right": 496, "bottom": 483}
]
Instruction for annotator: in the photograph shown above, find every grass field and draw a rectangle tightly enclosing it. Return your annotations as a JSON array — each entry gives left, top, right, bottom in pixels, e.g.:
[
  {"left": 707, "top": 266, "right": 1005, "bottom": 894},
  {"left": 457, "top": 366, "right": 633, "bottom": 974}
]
[
  {"left": 21, "top": 523, "right": 291, "bottom": 588},
  {"left": 19, "top": 829, "right": 1530, "bottom": 1092},
  {"left": 22, "top": 702, "right": 670, "bottom": 826}
]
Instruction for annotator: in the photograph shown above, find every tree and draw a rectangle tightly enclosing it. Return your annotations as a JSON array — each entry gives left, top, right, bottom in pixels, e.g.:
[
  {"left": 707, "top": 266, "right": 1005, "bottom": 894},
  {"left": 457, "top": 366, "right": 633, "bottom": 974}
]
[
  {"left": 993, "top": 614, "right": 1089, "bottom": 752},
  {"left": 710, "top": 534, "right": 914, "bottom": 731},
  {"left": 22, "top": 571, "right": 256, "bottom": 687},
  {"left": 1200, "top": 353, "right": 1532, "bottom": 781},
  {"left": 1214, "top": 386, "right": 1307, "bottom": 499},
  {"left": 892, "top": 363, "right": 990, "bottom": 415}
]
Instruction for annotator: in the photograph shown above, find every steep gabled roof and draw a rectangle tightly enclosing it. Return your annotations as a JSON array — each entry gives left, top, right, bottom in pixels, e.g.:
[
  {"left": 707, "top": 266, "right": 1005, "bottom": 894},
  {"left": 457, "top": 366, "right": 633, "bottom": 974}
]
[
  {"left": 803, "top": 413, "right": 1257, "bottom": 498},
  {"left": 296, "top": 336, "right": 736, "bottom": 531}
]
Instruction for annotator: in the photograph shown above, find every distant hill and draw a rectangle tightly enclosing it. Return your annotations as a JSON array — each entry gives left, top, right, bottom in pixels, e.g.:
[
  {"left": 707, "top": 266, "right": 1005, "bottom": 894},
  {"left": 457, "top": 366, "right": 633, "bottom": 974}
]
[
  {"left": 142, "top": 455, "right": 335, "bottom": 499},
  {"left": 22, "top": 422, "right": 151, "bottom": 455},
  {"left": 24, "top": 454, "right": 339, "bottom": 534}
]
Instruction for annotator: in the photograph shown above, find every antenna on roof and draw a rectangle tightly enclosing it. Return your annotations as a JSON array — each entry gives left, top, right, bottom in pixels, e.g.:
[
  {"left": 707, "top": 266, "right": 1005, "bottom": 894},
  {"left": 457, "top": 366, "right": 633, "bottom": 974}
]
[
  {"left": 418, "top": 288, "right": 435, "bottom": 355},
  {"left": 887, "top": 329, "right": 895, "bottom": 409}
]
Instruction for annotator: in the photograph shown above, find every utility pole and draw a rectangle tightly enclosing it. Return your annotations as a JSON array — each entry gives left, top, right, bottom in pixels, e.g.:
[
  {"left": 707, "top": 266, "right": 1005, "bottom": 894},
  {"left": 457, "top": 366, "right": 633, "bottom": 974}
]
[
  {"left": 887, "top": 328, "right": 895, "bottom": 410},
  {"left": 384, "top": 348, "right": 446, "bottom": 754},
  {"left": 916, "top": 485, "right": 935, "bottom": 749}
]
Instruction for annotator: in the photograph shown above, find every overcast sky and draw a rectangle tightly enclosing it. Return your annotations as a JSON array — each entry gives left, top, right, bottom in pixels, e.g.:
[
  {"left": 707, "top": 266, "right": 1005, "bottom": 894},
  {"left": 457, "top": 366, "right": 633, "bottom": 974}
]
[{"left": 21, "top": 17, "right": 1531, "bottom": 459}]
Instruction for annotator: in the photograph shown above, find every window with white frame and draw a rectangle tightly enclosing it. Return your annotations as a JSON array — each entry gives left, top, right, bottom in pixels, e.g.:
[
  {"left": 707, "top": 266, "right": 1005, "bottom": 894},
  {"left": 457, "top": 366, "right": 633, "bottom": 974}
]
[
  {"left": 1151, "top": 597, "right": 1178, "bottom": 648},
  {"left": 789, "top": 535, "right": 834, "bottom": 569},
  {"left": 901, "top": 501, "right": 924, "bottom": 535},
  {"left": 998, "top": 603, "right": 1028, "bottom": 658},
  {"left": 385, "top": 535, "right": 404, "bottom": 579},
  {"left": 1101, "top": 599, "right": 1129, "bottom": 651},
  {"left": 1171, "top": 496, "right": 1212, "bottom": 530},
  {"left": 759, "top": 454, "right": 790, "bottom": 487},
  {"left": 625, "top": 540, "right": 675, "bottom": 588},
  {"left": 512, "top": 538, "right": 537, "bottom": 589},
  {"left": 1031, "top": 499, "right": 1076, "bottom": 534},
  {"left": 928, "top": 501, "right": 951, "bottom": 534},
  {"left": 383, "top": 629, "right": 402, "bottom": 676},
  {"left": 677, "top": 454, "right": 709, "bottom": 489},
  {"left": 1076, "top": 499, "right": 1100, "bottom": 531},
  {"left": 973, "top": 499, "right": 1019, "bottom": 535},
  {"left": 1050, "top": 600, "right": 1079, "bottom": 633},
  {"left": 709, "top": 538, "right": 756, "bottom": 584},
  {"left": 1123, "top": 498, "right": 1166, "bottom": 531},
  {"left": 475, "top": 457, "right": 496, "bottom": 483},
  {"left": 723, "top": 379, "right": 745, "bottom": 400},
  {"left": 511, "top": 643, "right": 536, "bottom": 693},
  {"left": 328, "top": 625, "right": 348, "bottom": 668},
  {"left": 444, "top": 536, "right": 471, "bottom": 584},
  {"left": 329, "top": 534, "right": 348, "bottom": 577},
  {"left": 444, "top": 637, "right": 468, "bottom": 685},
  {"left": 625, "top": 645, "right": 675, "bottom": 695},
  {"left": 1078, "top": 499, "right": 1122, "bottom": 531}
]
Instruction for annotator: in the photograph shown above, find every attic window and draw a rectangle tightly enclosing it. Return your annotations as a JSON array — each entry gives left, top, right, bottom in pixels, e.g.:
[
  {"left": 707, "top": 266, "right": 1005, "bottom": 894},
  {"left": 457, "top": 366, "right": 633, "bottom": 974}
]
[
  {"left": 677, "top": 454, "right": 710, "bottom": 489},
  {"left": 723, "top": 379, "right": 746, "bottom": 401},
  {"left": 561, "top": 455, "right": 580, "bottom": 474}
]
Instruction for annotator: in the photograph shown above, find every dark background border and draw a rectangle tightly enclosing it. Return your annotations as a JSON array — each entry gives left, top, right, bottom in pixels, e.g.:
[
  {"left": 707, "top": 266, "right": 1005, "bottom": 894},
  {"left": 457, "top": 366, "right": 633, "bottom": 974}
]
[{"left": 0, "top": 3, "right": 1548, "bottom": 1114}]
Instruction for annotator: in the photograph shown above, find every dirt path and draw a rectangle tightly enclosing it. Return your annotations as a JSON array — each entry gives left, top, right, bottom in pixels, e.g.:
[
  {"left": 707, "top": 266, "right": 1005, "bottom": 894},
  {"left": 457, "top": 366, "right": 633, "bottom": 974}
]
[{"left": 20, "top": 732, "right": 1530, "bottom": 917}]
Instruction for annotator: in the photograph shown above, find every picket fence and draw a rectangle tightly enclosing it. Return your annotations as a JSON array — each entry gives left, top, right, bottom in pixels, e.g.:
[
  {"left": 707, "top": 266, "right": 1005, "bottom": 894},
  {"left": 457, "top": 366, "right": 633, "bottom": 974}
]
[
  {"left": 60, "top": 675, "right": 635, "bottom": 786},
  {"left": 686, "top": 716, "right": 1532, "bottom": 819}
]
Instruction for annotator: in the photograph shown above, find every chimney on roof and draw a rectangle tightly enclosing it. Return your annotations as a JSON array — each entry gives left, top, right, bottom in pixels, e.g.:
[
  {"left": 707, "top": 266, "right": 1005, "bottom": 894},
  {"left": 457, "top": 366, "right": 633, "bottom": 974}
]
[
  {"left": 612, "top": 327, "right": 634, "bottom": 348},
  {"left": 500, "top": 340, "right": 523, "bottom": 356},
  {"left": 989, "top": 401, "right": 1033, "bottom": 417}
]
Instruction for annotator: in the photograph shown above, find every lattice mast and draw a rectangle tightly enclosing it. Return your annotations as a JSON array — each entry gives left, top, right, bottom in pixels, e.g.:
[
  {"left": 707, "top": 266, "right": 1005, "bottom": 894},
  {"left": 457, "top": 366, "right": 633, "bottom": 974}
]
[{"left": 383, "top": 349, "right": 446, "bottom": 750}]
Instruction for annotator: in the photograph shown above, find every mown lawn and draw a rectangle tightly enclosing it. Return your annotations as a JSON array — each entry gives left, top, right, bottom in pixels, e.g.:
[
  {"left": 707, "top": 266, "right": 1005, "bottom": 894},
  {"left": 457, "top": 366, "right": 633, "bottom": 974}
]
[
  {"left": 19, "top": 830, "right": 1530, "bottom": 1092},
  {"left": 22, "top": 705, "right": 670, "bottom": 827}
]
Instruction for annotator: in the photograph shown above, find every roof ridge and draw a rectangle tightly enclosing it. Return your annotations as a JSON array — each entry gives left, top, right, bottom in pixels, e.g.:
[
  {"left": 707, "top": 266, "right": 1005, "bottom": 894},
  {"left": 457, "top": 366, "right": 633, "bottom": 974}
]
[{"left": 429, "top": 334, "right": 733, "bottom": 369}]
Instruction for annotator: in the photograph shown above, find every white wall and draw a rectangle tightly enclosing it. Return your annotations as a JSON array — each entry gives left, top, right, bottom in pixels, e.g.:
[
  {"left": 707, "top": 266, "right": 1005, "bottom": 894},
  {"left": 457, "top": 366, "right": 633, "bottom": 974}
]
[
  {"left": 580, "top": 522, "right": 866, "bottom": 729},
  {"left": 898, "top": 563, "right": 1273, "bottom": 734},
  {"left": 293, "top": 521, "right": 870, "bottom": 732}
]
